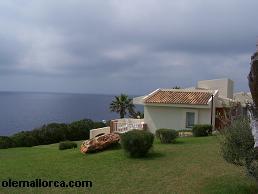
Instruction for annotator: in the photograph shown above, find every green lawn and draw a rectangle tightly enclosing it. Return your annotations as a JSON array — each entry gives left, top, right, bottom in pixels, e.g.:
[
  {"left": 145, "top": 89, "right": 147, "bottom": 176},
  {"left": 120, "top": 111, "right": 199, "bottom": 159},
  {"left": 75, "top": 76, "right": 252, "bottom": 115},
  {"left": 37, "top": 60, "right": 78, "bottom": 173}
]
[{"left": 0, "top": 136, "right": 257, "bottom": 194}]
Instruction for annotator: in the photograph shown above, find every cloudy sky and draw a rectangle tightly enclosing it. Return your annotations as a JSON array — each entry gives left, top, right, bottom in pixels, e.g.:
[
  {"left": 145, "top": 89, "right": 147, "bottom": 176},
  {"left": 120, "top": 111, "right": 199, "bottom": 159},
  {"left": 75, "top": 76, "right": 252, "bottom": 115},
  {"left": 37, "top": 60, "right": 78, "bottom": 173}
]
[{"left": 0, "top": 0, "right": 257, "bottom": 95}]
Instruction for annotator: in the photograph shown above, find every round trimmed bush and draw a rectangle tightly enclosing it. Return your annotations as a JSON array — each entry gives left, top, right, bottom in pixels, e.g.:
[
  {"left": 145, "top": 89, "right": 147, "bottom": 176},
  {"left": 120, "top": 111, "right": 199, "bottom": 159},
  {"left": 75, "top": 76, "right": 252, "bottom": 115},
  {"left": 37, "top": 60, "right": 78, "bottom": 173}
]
[
  {"left": 156, "top": 129, "right": 178, "bottom": 143},
  {"left": 121, "top": 130, "right": 154, "bottom": 157},
  {"left": 59, "top": 141, "right": 77, "bottom": 150},
  {"left": 192, "top": 124, "right": 212, "bottom": 137}
]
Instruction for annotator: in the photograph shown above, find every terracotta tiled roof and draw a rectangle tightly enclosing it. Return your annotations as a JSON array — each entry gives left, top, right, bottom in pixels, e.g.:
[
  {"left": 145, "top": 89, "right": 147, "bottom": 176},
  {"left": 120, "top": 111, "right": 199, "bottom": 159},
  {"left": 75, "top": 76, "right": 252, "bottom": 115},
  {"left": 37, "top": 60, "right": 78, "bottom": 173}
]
[{"left": 144, "top": 90, "right": 212, "bottom": 105}]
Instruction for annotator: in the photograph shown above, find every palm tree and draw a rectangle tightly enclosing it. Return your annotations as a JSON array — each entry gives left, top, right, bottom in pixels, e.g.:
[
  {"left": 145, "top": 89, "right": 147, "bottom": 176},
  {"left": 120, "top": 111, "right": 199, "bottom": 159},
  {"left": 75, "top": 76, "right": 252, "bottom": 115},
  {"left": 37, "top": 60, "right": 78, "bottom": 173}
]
[{"left": 109, "top": 94, "right": 135, "bottom": 118}]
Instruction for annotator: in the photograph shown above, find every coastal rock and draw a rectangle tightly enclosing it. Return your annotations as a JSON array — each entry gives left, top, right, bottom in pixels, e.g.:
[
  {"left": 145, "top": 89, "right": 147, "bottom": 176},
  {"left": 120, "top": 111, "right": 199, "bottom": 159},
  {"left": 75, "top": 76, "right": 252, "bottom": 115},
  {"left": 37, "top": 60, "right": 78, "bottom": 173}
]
[{"left": 80, "top": 133, "right": 120, "bottom": 153}]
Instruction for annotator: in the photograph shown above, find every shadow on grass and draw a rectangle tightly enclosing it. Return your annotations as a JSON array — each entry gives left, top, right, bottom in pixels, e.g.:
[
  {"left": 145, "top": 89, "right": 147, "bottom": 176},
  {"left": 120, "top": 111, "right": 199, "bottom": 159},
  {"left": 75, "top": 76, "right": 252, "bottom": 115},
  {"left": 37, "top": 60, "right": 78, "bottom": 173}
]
[
  {"left": 173, "top": 140, "right": 185, "bottom": 144},
  {"left": 125, "top": 151, "right": 166, "bottom": 161},
  {"left": 84, "top": 143, "right": 121, "bottom": 155},
  {"left": 107, "top": 143, "right": 121, "bottom": 150},
  {"left": 143, "top": 152, "right": 166, "bottom": 160},
  {"left": 155, "top": 139, "right": 185, "bottom": 145},
  {"left": 202, "top": 175, "right": 258, "bottom": 194}
]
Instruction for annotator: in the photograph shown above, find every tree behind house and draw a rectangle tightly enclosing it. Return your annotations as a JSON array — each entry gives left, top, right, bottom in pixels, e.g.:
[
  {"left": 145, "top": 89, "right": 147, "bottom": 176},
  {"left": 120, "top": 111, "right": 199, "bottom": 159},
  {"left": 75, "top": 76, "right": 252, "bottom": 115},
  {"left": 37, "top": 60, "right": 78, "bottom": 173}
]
[{"left": 109, "top": 94, "right": 135, "bottom": 118}]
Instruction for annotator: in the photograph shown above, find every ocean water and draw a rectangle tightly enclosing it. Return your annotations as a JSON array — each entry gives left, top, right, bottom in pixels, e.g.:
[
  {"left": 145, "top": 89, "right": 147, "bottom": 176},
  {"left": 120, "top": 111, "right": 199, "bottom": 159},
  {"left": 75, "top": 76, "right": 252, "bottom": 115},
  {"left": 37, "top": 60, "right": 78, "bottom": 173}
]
[{"left": 0, "top": 92, "right": 142, "bottom": 136}]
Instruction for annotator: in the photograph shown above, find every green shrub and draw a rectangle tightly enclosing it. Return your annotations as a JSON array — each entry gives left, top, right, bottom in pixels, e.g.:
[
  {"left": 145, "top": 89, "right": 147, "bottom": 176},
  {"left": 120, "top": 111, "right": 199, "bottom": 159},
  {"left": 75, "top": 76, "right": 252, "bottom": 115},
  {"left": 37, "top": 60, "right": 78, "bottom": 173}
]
[
  {"left": 4, "top": 118, "right": 104, "bottom": 148},
  {"left": 156, "top": 129, "right": 178, "bottom": 143},
  {"left": 59, "top": 141, "right": 77, "bottom": 150},
  {"left": 36, "top": 123, "right": 68, "bottom": 145},
  {"left": 220, "top": 118, "right": 257, "bottom": 180},
  {"left": 220, "top": 118, "right": 254, "bottom": 165},
  {"left": 192, "top": 124, "right": 212, "bottom": 137},
  {"left": 11, "top": 132, "right": 38, "bottom": 147},
  {"left": 67, "top": 119, "right": 95, "bottom": 141},
  {"left": 93, "top": 121, "right": 107, "bottom": 129},
  {"left": 0, "top": 136, "right": 15, "bottom": 149},
  {"left": 121, "top": 130, "right": 154, "bottom": 157}
]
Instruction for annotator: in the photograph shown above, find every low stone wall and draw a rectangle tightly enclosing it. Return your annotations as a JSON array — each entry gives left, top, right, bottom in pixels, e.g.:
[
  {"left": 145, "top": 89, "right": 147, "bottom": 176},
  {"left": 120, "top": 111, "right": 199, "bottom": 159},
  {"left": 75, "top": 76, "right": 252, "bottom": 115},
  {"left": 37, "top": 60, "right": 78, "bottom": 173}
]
[
  {"left": 90, "top": 127, "right": 110, "bottom": 139},
  {"left": 110, "top": 118, "right": 145, "bottom": 133},
  {"left": 178, "top": 131, "right": 193, "bottom": 137}
]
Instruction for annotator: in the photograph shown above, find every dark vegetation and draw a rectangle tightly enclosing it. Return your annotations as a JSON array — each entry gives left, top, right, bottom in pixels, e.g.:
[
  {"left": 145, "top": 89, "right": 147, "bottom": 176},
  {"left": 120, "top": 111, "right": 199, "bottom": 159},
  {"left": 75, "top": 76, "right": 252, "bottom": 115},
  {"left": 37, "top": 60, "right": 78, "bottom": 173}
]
[
  {"left": 220, "top": 117, "right": 258, "bottom": 181},
  {"left": 0, "top": 119, "right": 106, "bottom": 149},
  {"left": 121, "top": 130, "right": 154, "bottom": 158},
  {"left": 156, "top": 128, "right": 178, "bottom": 143},
  {"left": 0, "top": 136, "right": 15, "bottom": 149},
  {"left": 59, "top": 141, "right": 77, "bottom": 150},
  {"left": 192, "top": 124, "right": 212, "bottom": 137}
]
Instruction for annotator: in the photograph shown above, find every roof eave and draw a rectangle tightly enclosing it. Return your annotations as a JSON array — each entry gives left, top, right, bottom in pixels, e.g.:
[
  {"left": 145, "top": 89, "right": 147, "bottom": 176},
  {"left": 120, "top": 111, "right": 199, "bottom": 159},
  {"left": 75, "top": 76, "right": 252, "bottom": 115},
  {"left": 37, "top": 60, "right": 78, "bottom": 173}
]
[{"left": 144, "top": 103, "right": 210, "bottom": 108}]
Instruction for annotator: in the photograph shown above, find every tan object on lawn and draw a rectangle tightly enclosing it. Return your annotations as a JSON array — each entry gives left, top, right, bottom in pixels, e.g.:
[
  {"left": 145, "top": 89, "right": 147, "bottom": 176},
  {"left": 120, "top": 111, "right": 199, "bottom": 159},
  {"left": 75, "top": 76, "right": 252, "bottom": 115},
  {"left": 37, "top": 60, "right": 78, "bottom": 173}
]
[{"left": 80, "top": 133, "right": 120, "bottom": 153}]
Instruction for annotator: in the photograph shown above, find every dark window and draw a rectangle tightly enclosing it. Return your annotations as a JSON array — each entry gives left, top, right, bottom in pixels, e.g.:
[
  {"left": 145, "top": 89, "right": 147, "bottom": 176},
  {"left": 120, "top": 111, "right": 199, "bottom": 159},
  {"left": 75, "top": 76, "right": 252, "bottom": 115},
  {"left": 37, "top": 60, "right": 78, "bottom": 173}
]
[{"left": 186, "top": 112, "right": 195, "bottom": 128}]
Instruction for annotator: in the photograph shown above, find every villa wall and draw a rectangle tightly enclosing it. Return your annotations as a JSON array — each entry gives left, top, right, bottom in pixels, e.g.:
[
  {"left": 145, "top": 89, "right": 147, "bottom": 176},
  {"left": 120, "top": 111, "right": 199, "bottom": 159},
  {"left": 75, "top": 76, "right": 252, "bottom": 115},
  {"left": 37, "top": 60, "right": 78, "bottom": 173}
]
[
  {"left": 90, "top": 127, "right": 110, "bottom": 139},
  {"left": 198, "top": 109, "right": 211, "bottom": 125},
  {"left": 144, "top": 105, "right": 212, "bottom": 133},
  {"left": 197, "top": 78, "right": 233, "bottom": 99}
]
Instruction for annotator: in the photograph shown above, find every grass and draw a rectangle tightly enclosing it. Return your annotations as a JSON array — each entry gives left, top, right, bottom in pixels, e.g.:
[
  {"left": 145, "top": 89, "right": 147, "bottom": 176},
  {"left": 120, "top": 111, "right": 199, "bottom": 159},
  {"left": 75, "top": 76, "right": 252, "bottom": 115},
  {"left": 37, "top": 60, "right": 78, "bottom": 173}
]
[{"left": 0, "top": 136, "right": 257, "bottom": 194}]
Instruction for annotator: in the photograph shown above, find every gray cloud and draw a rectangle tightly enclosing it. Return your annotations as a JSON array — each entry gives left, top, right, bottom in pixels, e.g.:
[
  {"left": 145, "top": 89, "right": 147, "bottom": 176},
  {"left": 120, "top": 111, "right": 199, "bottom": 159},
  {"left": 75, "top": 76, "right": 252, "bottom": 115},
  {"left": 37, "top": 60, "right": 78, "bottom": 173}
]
[{"left": 0, "top": 0, "right": 257, "bottom": 94}]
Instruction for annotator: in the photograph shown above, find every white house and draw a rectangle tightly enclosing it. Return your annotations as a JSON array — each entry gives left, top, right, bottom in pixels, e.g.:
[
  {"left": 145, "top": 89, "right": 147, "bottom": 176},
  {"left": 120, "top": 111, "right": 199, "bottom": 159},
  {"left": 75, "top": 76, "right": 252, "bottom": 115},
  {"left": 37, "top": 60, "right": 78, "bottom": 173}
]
[{"left": 133, "top": 78, "right": 239, "bottom": 133}]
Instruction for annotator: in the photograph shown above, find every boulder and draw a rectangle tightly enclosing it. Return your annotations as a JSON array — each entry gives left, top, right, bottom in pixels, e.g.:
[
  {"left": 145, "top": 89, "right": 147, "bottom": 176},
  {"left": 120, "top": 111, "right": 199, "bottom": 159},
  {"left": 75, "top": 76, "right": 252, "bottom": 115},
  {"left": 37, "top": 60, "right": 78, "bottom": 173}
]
[{"left": 80, "top": 133, "right": 120, "bottom": 153}]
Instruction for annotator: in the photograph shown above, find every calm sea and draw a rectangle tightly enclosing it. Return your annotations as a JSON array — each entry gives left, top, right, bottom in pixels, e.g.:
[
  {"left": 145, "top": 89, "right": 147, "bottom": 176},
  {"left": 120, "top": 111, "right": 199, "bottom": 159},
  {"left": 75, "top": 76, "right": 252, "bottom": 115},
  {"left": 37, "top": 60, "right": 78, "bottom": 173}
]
[{"left": 0, "top": 92, "right": 142, "bottom": 136}]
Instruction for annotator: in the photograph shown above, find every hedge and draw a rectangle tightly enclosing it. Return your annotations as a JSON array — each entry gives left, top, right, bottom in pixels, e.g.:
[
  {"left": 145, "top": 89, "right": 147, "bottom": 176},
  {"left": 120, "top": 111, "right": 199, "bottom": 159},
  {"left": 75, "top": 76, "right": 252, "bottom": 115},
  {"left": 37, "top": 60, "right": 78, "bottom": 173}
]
[
  {"left": 59, "top": 141, "right": 78, "bottom": 150},
  {"left": 156, "top": 129, "right": 178, "bottom": 143},
  {"left": 192, "top": 124, "right": 212, "bottom": 137},
  {"left": 0, "top": 119, "right": 106, "bottom": 149}
]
